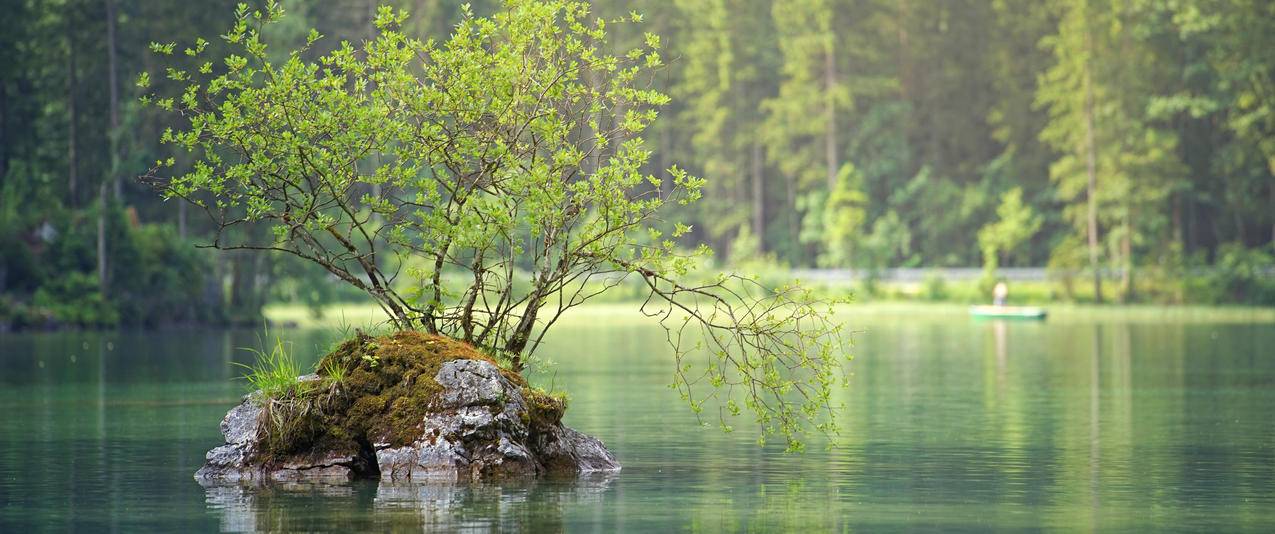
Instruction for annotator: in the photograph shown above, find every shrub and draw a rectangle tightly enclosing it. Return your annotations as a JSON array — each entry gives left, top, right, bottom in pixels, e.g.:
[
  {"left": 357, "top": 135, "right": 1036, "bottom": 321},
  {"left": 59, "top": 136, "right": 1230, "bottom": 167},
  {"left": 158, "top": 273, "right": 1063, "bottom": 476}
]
[
  {"left": 1207, "top": 244, "right": 1275, "bottom": 305},
  {"left": 922, "top": 271, "right": 948, "bottom": 301},
  {"left": 33, "top": 272, "right": 119, "bottom": 327}
]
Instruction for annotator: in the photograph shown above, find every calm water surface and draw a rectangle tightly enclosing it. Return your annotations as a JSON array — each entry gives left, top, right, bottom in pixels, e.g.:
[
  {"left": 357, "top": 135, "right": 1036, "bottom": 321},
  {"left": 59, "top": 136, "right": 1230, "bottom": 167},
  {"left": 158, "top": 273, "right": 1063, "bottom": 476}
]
[{"left": 1, "top": 308, "right": 1273, "bottom": 532}]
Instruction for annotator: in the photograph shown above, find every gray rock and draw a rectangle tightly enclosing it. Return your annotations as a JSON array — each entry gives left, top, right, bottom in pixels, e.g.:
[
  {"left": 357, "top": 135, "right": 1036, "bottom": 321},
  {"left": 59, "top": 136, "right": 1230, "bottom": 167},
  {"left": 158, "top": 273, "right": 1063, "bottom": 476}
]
[
  {"left": 194, "top": 395, "right": 371, "bottom": 483},
  {"left": 196, "top": 359, "right": 619, "bottom": 484},
  {"left": 534, "top": 425, "right": 623, "bottom": 473},
  {"left": 194, "top": 399, "right": 261, "bottom": 482},
  {"left": 221, "top": 398, "right": 261, "bottom": 446}
]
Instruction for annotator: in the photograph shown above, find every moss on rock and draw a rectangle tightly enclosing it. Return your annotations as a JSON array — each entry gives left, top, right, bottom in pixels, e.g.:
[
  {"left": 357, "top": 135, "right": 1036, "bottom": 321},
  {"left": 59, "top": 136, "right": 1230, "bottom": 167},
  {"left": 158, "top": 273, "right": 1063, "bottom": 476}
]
[
  {"left": 253, "top": 330, "right": 526, "bottom": 465},
  {"left": 198, "top": 330, "right": 621, "bottom": 482},
  {"left": 521, "top": 386, "right": 567, "bottom": 429}
]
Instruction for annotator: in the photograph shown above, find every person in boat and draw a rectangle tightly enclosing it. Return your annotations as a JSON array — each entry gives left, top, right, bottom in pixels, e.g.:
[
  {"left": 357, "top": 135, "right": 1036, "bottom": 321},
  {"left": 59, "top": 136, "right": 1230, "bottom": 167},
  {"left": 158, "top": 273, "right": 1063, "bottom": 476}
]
[{"left": 993, "top": 281, "right": 1008, "bottom": 306}]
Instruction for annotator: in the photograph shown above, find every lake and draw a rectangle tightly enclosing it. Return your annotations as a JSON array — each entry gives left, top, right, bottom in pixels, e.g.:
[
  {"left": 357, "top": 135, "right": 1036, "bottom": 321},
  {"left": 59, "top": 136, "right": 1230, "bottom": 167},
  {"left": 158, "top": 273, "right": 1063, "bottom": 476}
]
[{"left": 1, "top": 306, "right": 1273, "bottom": 531}]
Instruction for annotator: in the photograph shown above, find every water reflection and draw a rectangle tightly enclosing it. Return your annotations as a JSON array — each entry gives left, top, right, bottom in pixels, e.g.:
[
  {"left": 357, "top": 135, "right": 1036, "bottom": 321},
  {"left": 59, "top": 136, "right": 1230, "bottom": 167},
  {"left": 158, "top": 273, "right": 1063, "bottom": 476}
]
[
  {"left": 202, "top": 474, "right": 616, "bottom": 533},
  {"left": 2, "top": 315, "right": 1274, "bottom": 531}
]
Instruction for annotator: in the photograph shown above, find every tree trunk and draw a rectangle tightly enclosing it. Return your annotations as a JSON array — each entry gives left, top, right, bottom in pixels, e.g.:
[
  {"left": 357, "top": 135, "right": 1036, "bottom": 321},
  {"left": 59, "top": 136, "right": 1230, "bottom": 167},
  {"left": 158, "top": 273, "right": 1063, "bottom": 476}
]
[
  {"left": 178, "top": 200, "right": 187, "bottom": 239},
  {"left": 1083, "top": 66, "right": 1103, "bottom": 304},
  {"left": 105, "top": 0, "right": 121, "bottom": 200},
  {"left": 1187, "top": 191, "right": 1199, "bottom": 254},
  {"left": 1172, "top": 193, "right": 1183, "bottom": 248},
  {"left": 97, "top": 183, "right": 107, "bottom": 291},
  {"left": 504, "top": 282, "right": 546, "bottom": 371},
  {"left": 897, "top": 0, "right": 912, "bottom": 100},
  {"left": 1235, "top": 207, "right": 1247, "bottom": 245},
  {"left": 229, "top": 251, "right": 263, "bottom": 322},
  {"left": 785, "top": 172, "right": 798, "bottom": 255},
  {"left": 67, "top": 39, "right": 79, "bottom": 207},
  {"left": 751, "top": 140, "right": 764, "bottom": 249},
  {"left": 0, "top": 81, "right": 7, "bottom": 190},
  {"left": 823, "top": 36, "right": 838, "bottom": 191},
  {"left": 1120, "top": 209, "right": 1132, "bottom": 302}
]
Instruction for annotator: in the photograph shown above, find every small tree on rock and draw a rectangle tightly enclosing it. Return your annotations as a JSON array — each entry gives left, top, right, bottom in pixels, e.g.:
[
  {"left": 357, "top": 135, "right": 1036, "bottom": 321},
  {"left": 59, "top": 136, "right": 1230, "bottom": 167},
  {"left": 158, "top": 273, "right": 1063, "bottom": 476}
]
[{"left": 141, "top": 0, "right": 848, "bottom": 450}]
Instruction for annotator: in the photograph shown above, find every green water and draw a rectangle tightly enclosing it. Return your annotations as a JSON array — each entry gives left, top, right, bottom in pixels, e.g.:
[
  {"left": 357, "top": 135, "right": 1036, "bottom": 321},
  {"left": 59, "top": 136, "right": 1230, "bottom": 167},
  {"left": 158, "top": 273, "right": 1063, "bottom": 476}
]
[{"left": 1, "top": 310, "right": 1273, "bottom": 532}]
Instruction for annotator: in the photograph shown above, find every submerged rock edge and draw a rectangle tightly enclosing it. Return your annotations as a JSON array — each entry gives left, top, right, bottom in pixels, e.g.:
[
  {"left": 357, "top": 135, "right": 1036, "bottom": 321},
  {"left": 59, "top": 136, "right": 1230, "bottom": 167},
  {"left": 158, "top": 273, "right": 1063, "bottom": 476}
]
[{"left": 195, "top": 358, "right": 620, "bottom": 484}]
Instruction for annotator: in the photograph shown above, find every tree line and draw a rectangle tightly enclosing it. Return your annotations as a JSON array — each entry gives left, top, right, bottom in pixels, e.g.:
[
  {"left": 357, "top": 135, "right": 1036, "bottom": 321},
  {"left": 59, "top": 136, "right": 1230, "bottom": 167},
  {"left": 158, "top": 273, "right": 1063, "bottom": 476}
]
[
  {"left": 1, "top": 0, "right": 1273, "bottom": 327},
  {"left": 644, "top": 0, "right": 1274, "bottom": 303}
]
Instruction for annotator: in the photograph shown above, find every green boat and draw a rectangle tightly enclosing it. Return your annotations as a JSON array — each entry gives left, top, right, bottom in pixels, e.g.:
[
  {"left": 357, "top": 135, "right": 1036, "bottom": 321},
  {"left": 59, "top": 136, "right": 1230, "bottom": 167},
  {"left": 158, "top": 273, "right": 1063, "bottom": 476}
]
[{"left": 969, "top": 305, "right": 1048, "bottom": 320}]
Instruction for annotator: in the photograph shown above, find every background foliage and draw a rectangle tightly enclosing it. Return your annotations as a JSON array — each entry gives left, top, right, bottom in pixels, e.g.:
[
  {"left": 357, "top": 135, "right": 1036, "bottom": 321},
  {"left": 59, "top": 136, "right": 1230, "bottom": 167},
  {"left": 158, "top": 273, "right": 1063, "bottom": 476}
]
[{"left": 2, "top": 0, "right": 1273, "bottom": 329}]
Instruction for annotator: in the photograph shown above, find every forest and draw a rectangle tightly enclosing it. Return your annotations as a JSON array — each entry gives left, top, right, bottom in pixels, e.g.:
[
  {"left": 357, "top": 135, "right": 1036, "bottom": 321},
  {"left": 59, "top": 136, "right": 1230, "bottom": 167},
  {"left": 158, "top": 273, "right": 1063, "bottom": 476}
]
[{"left": 2, "top": 0, "right": 1273, "bottom": 328}]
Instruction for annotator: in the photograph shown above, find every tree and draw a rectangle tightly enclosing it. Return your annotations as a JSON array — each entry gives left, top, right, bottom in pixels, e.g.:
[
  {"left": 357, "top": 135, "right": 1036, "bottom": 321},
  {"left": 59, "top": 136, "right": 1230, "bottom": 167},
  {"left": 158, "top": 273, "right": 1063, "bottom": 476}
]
[
  {"left": 978, "top": 187, "right": 1042, "bottom": 277},
  {"left": 1200, "top": 0, "right": 1275, "bottom": 245},
  {"left": 762, "top": 0, "right": 847, "bottom": 264},
  {"left": 764, "top": 0, "right": 845, "bottom": 193},
  {"left": 105, "top": 0, "right": 120, "bottom": 200},
  {"left": 1039, "top": 0, "right": 1188, "bottom": 302},
  {"left": 66, "top": 10, "right": 79, "bottom": 208},
  {"left": 856, "top": 210, "right": 910, "bottom": 293},
  {"left": 671, "top": 0, "right": 776, "bottom": 255},
  {"left": 985, "top": 0, "right": 1057, "bottom": 264},
  {"left": 1037, "top": 0, "right": 1105, "bottom": 302},
  {"left": 99, "top": 0, "right": 120, "bottom": 291},
  {"left": 143, "top": 0, "right": 848, "bottom": 449},
  {"left": 815, "top": 163, "right": 868, "bottom": 268}
]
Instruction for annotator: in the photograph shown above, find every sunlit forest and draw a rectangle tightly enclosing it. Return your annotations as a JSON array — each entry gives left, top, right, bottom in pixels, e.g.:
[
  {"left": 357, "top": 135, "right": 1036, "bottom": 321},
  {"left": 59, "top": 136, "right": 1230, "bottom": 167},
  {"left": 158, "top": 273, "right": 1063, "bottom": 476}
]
[{"left": 2, "top": 0, "right": 1273, "bottom": 329}]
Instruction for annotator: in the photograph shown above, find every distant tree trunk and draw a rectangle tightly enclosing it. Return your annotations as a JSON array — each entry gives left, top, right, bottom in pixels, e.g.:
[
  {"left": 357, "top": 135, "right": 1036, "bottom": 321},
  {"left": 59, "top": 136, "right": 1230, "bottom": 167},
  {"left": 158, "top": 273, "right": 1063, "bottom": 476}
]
[
  {"left": 0, "top": 81, "right": 7, "bottom": 187},
  {"left": 253, "top": 251, "right": 267, "bottom": 312},
  {"left": 897, "top": 0, "right": 912, "bottom": 100},
  {"left": 1233, "top": 207, "right": 1245, "bottom": 245},
  {"left": 229, "top": 252, "right": 248, "bottom": 321},
  {"left": 98, "top": 0, "right": 120, "bottom": 295},
  {"left": 785, "top": 172, "right": 798, "bottom": 254},
  {"left": 97, "top": 183, "right": 107, "bottom": 290},
  {"left": 1120, "top": 210, "right": 1132, "bottom": 302},
  {"left": 105, "top": 0, "right": 121, "bottom": 200},
  {"left": 751, "top": 140, "right": 764, "bottom": 249},
  {"left": 1083, "top": 66, "right": 1103, "bottom": 304},
  {"left": 1172, "top": 193, "right": 1183, "bottom": 247},
  {"left": 823, "top": 37, "right": 838, "bottom": 191},
  {"left": 178, "top": 200, "right": 187, "bottom": 239},
  {"left": 229, "top": 251, "right": 266, "bottom": 322},
  {"left": 67, "top": 39, "right": 79, "bottom": 207}
]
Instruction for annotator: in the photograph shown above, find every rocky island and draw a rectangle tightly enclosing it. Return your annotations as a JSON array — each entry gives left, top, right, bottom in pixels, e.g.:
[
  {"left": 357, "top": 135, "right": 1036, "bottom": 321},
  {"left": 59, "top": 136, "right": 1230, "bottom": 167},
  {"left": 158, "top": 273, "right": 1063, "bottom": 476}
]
[{"left": 195, "top": 331, "right": 619, "bottom": 483}]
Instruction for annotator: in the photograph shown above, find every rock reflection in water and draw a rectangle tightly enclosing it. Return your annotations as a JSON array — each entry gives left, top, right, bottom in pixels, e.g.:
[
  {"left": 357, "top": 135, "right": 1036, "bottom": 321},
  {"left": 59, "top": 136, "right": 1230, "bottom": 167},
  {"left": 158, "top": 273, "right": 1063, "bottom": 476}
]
[{"left": 202, "top": 474, "right": 616, "bottom": 532}]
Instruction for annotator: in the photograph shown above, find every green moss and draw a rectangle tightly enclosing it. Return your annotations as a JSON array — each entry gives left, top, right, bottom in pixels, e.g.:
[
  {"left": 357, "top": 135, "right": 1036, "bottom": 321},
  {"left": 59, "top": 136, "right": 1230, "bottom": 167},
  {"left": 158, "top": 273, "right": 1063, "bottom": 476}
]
[
  {"left": 522, "top": 386, "right": 567, "bottom": 429},
  {"left": 252, "top": 330, "right": 516, "bottom": 465}
]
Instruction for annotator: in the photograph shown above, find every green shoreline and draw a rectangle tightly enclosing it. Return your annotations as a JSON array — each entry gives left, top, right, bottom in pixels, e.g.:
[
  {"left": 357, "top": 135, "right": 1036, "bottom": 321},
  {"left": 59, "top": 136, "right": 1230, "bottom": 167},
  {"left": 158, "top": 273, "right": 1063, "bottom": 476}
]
[{"left": 265, "top": 301, "right": 1275, "bottom": 329}]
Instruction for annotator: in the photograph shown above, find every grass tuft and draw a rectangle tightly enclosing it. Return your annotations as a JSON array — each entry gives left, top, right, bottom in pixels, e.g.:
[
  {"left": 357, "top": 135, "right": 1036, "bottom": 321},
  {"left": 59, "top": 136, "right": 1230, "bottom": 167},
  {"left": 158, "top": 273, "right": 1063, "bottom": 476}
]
[{"left": 235, "top": 331, "right": 305, "bottom": 401}]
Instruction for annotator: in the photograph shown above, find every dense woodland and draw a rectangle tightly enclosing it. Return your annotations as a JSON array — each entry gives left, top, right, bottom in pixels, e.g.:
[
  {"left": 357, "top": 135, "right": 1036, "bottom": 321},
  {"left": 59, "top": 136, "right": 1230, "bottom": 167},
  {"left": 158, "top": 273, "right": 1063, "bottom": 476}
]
[{"left": 2, "top": 0, "right": 1273, "bottom": 327}]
